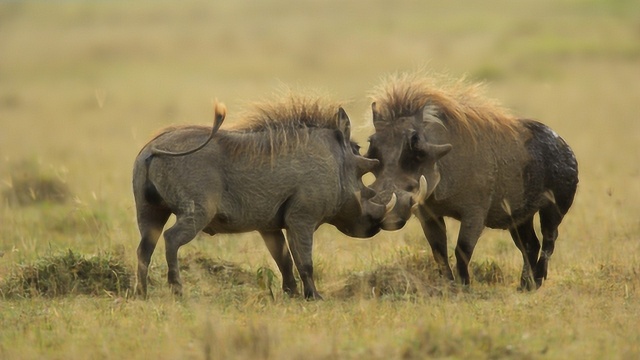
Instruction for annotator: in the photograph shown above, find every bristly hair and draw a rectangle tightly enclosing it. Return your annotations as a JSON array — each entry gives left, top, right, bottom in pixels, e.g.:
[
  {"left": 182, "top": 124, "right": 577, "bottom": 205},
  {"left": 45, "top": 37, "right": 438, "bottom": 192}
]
[
  {"left": 369, "top": 71, "right": 520, "bottom": 140},
  {"left": 229, "top": 92, "right": 341, "bottom": 133},
  {"left": 220, "top": 91, "right": 344, "bottom": 161}
]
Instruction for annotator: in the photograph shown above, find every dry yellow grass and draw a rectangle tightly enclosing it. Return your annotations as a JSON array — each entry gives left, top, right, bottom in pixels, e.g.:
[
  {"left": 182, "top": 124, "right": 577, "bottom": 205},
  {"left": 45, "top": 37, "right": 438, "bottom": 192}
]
[{"left": 1, "top": 0, "right": 639, "bottom": 359}]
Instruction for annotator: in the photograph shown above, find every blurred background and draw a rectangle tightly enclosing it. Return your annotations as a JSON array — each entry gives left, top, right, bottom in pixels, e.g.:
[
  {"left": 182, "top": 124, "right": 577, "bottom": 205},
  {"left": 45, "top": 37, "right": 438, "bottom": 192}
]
[{"left": 0, "top": 0, "right": 638, "bottom": 266}]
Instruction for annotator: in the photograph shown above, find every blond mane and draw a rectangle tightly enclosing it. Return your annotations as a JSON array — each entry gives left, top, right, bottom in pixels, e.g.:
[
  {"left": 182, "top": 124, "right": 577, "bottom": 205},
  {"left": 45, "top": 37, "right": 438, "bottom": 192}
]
[
  {"left": 229, "top": 93, "right": 341, "bottom": 132},
  {"left": 220, "top": 93, "right": 344, "bottom": 161},
  {"left": 370, "top": 71, "right": 520, "bottom": 140}
]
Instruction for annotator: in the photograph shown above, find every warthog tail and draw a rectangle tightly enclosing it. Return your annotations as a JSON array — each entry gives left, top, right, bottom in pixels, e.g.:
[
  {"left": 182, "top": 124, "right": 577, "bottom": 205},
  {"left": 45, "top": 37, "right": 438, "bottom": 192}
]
[{"left": 151, "top": 100, "right": 227, "bottom": 157}]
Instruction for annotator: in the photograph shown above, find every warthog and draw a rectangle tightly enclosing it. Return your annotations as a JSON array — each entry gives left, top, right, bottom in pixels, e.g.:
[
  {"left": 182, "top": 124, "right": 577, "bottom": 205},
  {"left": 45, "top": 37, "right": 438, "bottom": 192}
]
[
  {"left": 133, "top": 95, "right": 396, "bottom": 299},
  {"left": 365, "top": 73, "right": 578, "bottom": 290}
]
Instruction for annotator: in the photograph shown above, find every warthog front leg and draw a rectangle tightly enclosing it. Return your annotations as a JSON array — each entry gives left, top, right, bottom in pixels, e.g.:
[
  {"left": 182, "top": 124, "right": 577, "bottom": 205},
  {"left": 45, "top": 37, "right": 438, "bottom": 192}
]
[
  {"left": 508, "top": 216, "right": 540, "bottom": 291},
  {"left": 286, "top": 226, "right": 322, "bottom": 300},
  {"left": 454, "top": 213, "right": 486, "bottom": 286},
  {"left": 417, "top": 213, "right": 454, "bottom": 281},
  {"left": 260, "top": 230, "right": 299, "bottom": 296}
]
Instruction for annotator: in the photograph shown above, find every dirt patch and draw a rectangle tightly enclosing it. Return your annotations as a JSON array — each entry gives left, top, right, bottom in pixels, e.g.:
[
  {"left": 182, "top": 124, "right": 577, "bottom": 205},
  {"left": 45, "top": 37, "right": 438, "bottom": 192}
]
[{"left": 0, "top": 249, "right": 132, "bottom": 298}]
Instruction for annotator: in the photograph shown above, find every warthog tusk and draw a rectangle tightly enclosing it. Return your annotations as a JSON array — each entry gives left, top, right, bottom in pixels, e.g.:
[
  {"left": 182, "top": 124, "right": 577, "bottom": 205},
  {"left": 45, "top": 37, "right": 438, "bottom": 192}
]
[
  {"left": 385, "top": 193, "right": 397, "bottom": 215},
  {"left": 411, "top": 175, "right": 428, "bottom": 213},
  {"left": 413, "top": 175, "right": 428, "bottom": 203}
]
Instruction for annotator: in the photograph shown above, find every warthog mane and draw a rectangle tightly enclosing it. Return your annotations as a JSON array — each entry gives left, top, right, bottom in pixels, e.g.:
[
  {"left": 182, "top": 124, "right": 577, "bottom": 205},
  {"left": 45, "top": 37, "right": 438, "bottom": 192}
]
[
  {"left": 221, "top": 93, "right": 346, "bottom": 160},
  {"left": 369, "top": 71, "right": 521, "bottom": 142}
]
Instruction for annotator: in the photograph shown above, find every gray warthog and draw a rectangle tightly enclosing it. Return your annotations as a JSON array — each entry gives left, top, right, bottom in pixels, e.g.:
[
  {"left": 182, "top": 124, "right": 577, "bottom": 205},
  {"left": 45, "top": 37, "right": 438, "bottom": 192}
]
[
  {"left": 365, "top": 73, "right": 578, "bottom": 290},
  {"left": 133, "top": 95, "right": 397, "bottom": 299}
]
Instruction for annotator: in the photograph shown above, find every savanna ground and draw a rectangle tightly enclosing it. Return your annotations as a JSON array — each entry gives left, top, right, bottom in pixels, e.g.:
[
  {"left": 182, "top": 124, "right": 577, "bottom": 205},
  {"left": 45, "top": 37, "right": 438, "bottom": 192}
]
[{"left": 1, "top": 1, "right": 639, "bottom": 359}]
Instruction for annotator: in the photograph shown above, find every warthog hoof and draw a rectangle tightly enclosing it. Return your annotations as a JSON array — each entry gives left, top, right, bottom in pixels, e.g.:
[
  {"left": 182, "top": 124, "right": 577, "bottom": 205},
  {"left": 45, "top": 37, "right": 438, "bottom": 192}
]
[
  {"left": 304, "top": 291, "right": 324, "bottom": 301},
  {"left": 170, "top": 283, "right": 183, "bottom": 297},
  {"left": 135, "top": 285, "right": 148, "bottom": 299}
]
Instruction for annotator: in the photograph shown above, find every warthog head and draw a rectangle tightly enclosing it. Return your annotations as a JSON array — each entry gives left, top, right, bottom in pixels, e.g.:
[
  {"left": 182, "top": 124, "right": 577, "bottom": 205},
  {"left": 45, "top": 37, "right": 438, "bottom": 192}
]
[
  {"left": 328, "top": 108, "right": 397, "bottom": 238},
  {"left": 365, "top": 102, "right": 452, "bottom": 230}
]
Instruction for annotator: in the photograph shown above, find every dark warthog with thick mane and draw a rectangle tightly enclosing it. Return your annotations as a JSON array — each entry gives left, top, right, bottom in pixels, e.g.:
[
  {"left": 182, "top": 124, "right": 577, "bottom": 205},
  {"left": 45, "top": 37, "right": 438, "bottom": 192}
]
[
  {"left": 133, "top": 95, "right": 396, "bottom": 299},
  {"left": 365, "top": 73, "right": 578, "bottom": 290}
]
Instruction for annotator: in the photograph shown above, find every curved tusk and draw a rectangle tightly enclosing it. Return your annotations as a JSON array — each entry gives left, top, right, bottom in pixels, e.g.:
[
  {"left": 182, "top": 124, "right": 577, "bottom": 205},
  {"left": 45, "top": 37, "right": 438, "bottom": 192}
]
[
  {"left": 412, "top": 175, "right": 428, "bottom": 204},
  {"left": 411, "top": 176, "right": 428, "bottom": 213},
  {"left": 384, "top": 193, "right": 397, "bottom": 215}
]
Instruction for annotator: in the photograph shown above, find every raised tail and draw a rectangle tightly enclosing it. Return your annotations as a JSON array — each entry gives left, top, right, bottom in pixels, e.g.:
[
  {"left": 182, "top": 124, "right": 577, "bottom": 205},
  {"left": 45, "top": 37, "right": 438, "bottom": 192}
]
[{"left": 151, "top": 100, "right": 227, "bottom": 157}]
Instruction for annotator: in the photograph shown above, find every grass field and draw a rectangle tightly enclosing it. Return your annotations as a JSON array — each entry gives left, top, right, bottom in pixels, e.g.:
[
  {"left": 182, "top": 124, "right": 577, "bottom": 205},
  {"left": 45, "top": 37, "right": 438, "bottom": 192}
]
[{"left": 1, "top": 0, "right": 639, "bottom": 358}]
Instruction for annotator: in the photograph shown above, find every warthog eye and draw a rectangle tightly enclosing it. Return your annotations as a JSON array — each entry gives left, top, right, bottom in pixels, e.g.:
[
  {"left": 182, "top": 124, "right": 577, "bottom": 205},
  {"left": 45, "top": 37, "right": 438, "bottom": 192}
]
[
  {"left": 402, "top": 131, "right": 428, "bottom": 169},
  {"left": 409, "top": 132, "right": 420, "bottom": 150},
  {"left": 406, "top": 130, "right": 425, "bottom": 155}
]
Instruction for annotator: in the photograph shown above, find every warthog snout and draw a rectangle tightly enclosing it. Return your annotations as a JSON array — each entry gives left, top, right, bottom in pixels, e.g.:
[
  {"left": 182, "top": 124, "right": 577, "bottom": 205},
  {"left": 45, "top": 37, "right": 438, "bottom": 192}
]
[
  {"left": 339, "top": 191, "right": 397, "bottom": 238},
  {"left": 379, "top": 176, "right": 428, "bottom": 231},
  {"left": 380, "top": 192, "right": 411, "bottom": 230}
]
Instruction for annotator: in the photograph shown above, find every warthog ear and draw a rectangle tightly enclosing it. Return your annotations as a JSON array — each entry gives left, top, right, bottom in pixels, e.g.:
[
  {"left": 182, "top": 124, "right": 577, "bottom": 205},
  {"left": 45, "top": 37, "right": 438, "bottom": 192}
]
[
  {"left": 337, "top": 107, "right": 352, "bottom": 141},
  {"left": 372, "top": 102, "right": 383, "bottom": 128},
  {"left": 420, "top": 104, "right": 450, "bottom": 143},
  {"left": 420, "top": 104, "right": 444, "bottom": 127},
  {"left": 355, "top": 156, "right": 379, "bottom": 177}
]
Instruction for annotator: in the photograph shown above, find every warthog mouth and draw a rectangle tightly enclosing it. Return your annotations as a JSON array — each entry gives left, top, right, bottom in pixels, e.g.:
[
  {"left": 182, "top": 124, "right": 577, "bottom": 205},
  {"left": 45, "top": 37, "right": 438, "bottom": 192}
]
[
  {"left": 381, "top": 219, "right": 407, "bottom": 231},
  {"left": 378, "top": 176, "right": 429, "bottom": 231},
  {"left": 377, "top": 191, "right": 411, "bottom": 231},
  {"left": 355, "top": 226, "right": 383, "bottom": 238}
]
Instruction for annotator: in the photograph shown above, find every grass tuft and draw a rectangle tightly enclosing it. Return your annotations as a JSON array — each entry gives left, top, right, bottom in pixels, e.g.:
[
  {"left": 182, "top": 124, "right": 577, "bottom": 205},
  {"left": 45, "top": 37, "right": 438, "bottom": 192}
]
[
  {"left": 334, "top": 250, "right": 450, "bottom": 300},
  {"left": 203, "top": 321, "right": 272, "bottom": 360},
  {"left": 401, "top": 325, "right": 536, "bottom": 359},
  {"left": 471, "top": 259, "right": 505, "bottom": 285},
  {"left": 332, "top": 250, "right": 507, "bottom": 300},
  {"left": 3, "top": 159, "right": 72, "bottom": 206},
  {"left": 0, "top": 249, "right": 132, "bottom": 298},
  {"left": 179, "top": 252, "right": 256, "bottom": 287}
]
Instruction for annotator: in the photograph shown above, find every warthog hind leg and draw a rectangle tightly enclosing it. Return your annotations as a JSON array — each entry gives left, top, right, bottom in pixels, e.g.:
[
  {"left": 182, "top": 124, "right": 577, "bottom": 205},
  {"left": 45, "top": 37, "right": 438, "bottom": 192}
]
[
  {"left": 136, "top": 206, "right": 171, "bottom": 298},
  {"left": 164, "top": 205, "right": 212, "bottom": 296},
  {"left": 509, "top": 216, "right": 540, "bottom": 291},
  {"left": 536, "top": 205, "right": 563, "bottom": 288}
]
